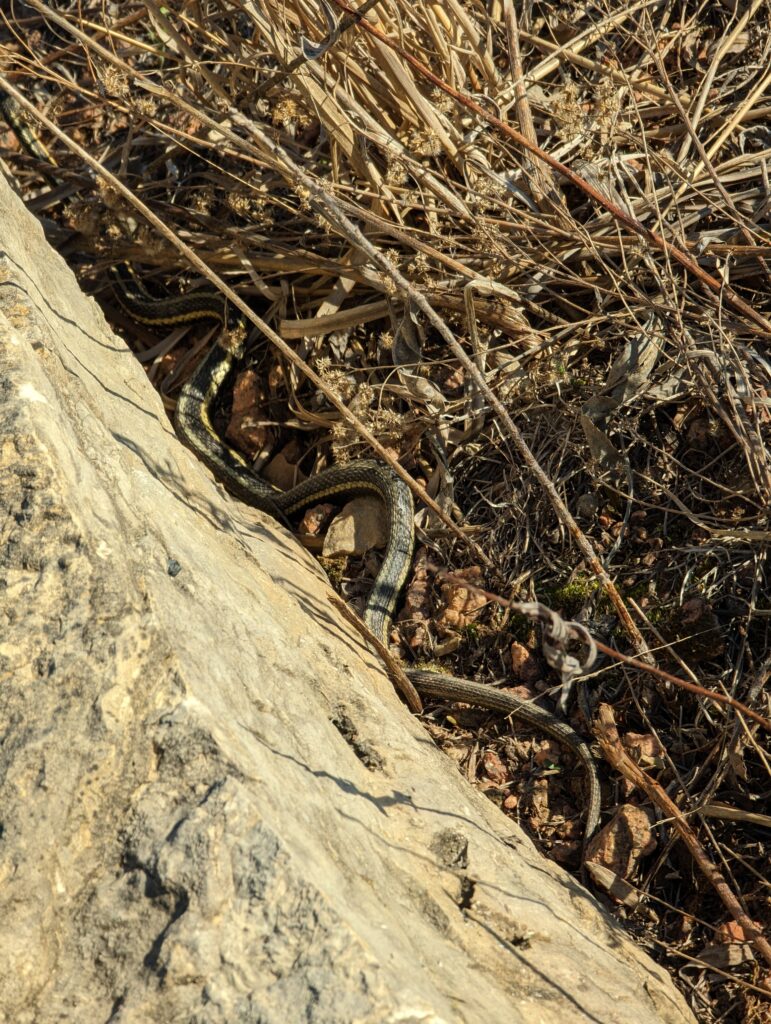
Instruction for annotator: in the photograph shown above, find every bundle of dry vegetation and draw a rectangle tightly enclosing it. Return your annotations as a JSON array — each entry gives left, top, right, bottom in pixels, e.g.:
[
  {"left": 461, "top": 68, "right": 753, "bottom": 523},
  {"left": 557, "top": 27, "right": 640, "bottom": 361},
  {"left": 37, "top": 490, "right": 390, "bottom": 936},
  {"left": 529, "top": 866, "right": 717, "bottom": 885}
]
[{"left": 2, "top": 0, "right": 771, "bottom": 1017}]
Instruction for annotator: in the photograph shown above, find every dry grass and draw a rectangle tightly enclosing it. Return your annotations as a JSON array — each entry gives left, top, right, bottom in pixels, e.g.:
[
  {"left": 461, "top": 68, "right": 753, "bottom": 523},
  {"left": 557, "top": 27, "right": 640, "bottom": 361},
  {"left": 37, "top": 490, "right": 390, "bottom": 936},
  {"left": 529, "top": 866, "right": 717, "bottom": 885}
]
[{"left": 3, "top": 0, "right": 771, "bottom": 1016}]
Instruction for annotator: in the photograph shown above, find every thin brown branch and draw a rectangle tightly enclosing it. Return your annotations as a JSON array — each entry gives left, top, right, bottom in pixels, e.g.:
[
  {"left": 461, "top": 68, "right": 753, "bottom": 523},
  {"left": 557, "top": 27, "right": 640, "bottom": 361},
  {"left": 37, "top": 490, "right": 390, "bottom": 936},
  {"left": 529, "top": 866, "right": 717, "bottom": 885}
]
[
  {"left": 439, "top": 573, "right": 771, "bottom": 732},
  {"left": 595, "top": 704, "right": 771, "bottom": 979},
  {"left": 329, "top": 595, "right": 423, "bottom": 713}
]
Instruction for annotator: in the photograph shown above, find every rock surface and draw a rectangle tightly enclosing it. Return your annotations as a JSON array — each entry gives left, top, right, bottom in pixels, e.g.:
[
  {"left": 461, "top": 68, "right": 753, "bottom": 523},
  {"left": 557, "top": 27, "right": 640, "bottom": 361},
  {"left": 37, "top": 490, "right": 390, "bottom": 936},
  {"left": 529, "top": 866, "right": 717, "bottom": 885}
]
[{"left": 0, "top": 170, "right": 696, "bottom": 1023}]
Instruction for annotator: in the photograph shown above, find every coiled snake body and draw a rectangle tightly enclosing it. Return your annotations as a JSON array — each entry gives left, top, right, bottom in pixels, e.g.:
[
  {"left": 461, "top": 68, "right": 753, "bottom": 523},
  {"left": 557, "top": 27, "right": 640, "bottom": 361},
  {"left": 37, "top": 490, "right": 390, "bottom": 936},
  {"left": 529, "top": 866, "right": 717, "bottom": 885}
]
[{"left": 113, "top": 265, "right": 602, "bottom": 847}]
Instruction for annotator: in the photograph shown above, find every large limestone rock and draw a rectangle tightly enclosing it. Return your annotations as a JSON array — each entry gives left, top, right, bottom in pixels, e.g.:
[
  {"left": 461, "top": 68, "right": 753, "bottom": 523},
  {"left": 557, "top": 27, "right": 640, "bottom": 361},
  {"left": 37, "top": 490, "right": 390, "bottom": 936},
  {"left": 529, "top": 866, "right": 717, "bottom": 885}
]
[{"left": 0, "top": 170, "right": 695, "bottom": 1023}]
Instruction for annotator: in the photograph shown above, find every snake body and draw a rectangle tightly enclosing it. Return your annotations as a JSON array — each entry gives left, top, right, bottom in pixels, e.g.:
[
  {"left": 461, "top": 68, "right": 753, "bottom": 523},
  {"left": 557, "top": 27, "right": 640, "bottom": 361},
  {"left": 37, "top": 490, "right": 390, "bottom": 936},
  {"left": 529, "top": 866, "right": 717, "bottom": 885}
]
[{"left": 111, "top": 267, "right": 602, "bottom": 846}]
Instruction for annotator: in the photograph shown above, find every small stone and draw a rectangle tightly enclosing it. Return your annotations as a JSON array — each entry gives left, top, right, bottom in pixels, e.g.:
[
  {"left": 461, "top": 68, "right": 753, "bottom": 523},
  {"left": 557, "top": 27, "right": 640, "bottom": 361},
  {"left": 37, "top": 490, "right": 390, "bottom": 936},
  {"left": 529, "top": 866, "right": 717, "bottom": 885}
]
[
  {"left": 262, "top": 439, "right": 304, "bottom": 490},
  {"left": 322, "top": 496, "right": 388, "bottom": 557}
]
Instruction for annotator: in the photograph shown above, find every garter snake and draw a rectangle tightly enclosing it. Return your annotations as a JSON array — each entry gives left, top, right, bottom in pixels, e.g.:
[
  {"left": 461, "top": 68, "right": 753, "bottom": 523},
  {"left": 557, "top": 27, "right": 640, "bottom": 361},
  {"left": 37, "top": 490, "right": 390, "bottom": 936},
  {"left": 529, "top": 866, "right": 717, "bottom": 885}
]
[
  {"left": 111, "top": 265, "right": 601, "bottom": 848},
  {"left": 0, "top": 88, "right": 56, "bottom": 167}
]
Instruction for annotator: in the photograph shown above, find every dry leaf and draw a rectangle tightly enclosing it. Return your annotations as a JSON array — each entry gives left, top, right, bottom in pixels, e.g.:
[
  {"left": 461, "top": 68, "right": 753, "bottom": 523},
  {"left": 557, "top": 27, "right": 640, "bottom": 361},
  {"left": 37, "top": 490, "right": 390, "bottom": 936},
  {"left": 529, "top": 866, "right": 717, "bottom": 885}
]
[
  {"left": 510, "top": 642, "right": 541, "bottom": 685},
  {"left": 585, "top": 804, "right": 657, "bottom": 875},
  {"left": 436, "top": 566, "right": 486, "bottom": 634}
]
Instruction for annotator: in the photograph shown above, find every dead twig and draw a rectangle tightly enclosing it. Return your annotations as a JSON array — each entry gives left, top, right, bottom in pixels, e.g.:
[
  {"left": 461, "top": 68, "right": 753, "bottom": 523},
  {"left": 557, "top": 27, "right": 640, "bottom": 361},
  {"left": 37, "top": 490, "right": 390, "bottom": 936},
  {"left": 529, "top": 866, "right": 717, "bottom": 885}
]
[
  {"left": 328, "top": 594, "right": 422, "bottom": 714},
  {"left": 595, "top": 704, "right": 771, "bottom": 979},
  {"left": 439, "top": 572, "right": 771, "bottom": 732}
]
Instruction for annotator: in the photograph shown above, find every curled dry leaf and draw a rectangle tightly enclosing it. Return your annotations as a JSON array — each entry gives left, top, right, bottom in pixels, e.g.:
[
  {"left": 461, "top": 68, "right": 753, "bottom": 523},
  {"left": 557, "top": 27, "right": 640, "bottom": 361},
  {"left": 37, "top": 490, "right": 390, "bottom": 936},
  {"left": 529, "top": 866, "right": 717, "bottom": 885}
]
[
  {"left": 509, "top": 642, "right": 541, "bottom": 685},
  {"left": 586, "top": 804, "right": 657, "bottom": 877},
  {"left": 481, "top": 749, "right": 508, "bottom": 786},
  {"left": 622, "top": 732, "right": 666, "bottom": 767},
  {"left": 299, "top": 502, "right": 335, "bottom": 537},
  {"left": 225, "top": 368, "right": 271, "bottom": 456},
  {"left": 436, "top": 565, "right": 487, "bottom": 634}
]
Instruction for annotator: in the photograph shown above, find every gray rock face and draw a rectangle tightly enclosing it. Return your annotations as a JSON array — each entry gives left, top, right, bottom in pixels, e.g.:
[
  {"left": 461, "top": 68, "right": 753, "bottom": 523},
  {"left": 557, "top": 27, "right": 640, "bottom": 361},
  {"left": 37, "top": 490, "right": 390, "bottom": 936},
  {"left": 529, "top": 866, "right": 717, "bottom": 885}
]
[{"left": 0, "top": 170, "right": 695, "bottom": 1024}]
